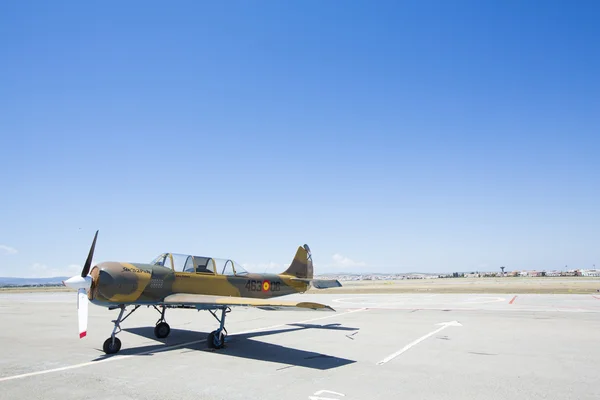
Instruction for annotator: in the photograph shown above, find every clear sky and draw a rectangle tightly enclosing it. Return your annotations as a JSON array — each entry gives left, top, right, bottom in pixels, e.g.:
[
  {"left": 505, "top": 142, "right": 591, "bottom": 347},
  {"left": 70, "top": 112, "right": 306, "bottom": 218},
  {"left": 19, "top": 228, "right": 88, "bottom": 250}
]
[{"left": 1, "top": 1, "right": 599, "bottom": 277}]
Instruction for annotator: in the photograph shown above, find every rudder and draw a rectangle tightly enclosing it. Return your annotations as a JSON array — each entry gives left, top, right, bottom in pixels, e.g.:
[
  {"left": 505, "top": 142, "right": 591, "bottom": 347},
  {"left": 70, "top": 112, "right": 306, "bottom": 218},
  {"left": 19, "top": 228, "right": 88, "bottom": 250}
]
[{"left": 281, "top": 244, "right": 313, "bottom": 279}]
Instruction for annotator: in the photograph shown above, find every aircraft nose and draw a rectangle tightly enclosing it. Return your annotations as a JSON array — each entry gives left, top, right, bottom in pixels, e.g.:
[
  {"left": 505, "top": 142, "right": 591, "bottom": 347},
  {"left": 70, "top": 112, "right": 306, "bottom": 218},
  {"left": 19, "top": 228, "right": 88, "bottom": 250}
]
[
  {"left": 93, "top": 262, "right": 141, "bottom": 302},
  {"left": 92, "top": 262, "right": 122, "bottom": 301},
  {"left": 98, "top": 268, "right": 115, "bottom": 286},
  {"left": 88, "top": 266, "right": 101, "bottom": 300}
]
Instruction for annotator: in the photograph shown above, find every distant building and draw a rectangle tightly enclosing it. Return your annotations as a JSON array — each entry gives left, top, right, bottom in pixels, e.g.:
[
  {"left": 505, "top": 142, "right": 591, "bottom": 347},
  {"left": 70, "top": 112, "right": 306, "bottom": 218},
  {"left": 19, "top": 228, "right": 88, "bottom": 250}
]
[{"left": 581, "top": 269, "right": 600, "bottom": 277}]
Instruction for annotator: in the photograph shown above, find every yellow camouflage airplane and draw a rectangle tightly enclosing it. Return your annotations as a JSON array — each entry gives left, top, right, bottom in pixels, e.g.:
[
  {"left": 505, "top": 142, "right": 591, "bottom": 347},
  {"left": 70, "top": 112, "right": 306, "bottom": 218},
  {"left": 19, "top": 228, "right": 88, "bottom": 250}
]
[{"left": 63, "top": 231, "right": 341, "bottom": 354}]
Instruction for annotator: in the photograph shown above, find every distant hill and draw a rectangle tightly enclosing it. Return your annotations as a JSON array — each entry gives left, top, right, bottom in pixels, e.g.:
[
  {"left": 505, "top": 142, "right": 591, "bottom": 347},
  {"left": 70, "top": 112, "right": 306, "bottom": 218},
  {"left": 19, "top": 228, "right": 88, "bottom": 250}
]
[{"left": 0, "top": 277, "right": 69, "bottom": 286}]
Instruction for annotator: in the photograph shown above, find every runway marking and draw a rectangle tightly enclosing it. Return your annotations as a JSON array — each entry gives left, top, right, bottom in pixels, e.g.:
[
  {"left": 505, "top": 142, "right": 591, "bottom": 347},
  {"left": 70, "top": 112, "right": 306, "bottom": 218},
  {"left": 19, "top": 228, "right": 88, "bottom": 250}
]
[
  {"left": 335, "top": 305, "right": 600, "bottom": 313},
  {"left": 333, "top": 295, "right": 505, "bottom": 307},
  {"left": 376, "top": 320, "right": 462, "bottom": 366},
  {"left": 333, "top": 297, "right": 408, "bottom": 306},
  {"left": 461, "top": 296, "right": 506, "bottom": 305},
  {"left": 509, "top": 296, "right": 517, "bottom": 304},
  {"left": 309, "top": 389, "right": 346, "bottom": 399},
  {"left": 0, "top": 308, "right": 367, "bottom": 383}
]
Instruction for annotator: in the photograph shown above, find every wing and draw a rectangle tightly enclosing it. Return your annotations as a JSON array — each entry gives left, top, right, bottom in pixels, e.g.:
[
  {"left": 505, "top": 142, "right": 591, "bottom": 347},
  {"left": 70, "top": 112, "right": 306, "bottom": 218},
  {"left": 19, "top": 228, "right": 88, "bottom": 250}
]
[{"left": 162, "top": 294, "right": 335, "bottom": 311}]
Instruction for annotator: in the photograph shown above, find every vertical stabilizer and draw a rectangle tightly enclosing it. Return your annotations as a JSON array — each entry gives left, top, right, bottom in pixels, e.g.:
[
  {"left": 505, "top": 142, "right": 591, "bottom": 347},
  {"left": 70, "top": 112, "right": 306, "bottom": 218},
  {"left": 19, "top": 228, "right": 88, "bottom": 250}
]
[{"left": 281, "top": 244, "right": 313, "bottom": 279}]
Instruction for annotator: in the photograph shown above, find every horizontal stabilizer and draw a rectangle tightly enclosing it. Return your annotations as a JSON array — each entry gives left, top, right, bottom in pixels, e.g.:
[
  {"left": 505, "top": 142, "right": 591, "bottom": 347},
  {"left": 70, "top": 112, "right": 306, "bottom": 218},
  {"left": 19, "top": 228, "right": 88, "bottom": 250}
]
[{"left": 291, "top": 278, "right": 342, "bottom": 289}]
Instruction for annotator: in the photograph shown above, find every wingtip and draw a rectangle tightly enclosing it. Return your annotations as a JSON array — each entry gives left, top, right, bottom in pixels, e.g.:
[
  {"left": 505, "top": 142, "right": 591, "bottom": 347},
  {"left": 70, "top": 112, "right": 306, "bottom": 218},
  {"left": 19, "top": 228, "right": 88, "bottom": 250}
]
[{"left": 79, "top": 331, "right": 87, "bottom": 339}]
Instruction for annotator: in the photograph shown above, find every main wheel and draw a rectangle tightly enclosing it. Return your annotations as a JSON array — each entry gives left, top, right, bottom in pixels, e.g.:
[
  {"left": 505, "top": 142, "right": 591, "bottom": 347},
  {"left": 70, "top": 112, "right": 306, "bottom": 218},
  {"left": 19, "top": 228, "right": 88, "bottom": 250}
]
[
  {"left": 207, "top": 330, "right": 225, "bottom": 349},
  {"left": 103, "top": 337, "right": 122, "bottom": 354},
  {"left": 154, "top": 322, "right": 171, "bottom": 339}
]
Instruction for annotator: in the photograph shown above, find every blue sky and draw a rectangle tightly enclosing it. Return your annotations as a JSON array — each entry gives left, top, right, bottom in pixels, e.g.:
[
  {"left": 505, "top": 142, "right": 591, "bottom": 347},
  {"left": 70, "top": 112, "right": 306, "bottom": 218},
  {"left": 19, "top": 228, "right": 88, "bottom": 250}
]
[{"left": 1, "top": 1, "right": 599, "bottom": 277}]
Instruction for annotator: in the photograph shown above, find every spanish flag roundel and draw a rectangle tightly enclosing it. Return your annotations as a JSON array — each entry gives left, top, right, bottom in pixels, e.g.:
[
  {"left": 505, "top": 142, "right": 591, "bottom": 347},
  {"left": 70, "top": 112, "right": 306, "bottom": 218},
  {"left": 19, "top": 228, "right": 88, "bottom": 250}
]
[{"left": 262, "top": 280, "right": 271, "bottom": 292}]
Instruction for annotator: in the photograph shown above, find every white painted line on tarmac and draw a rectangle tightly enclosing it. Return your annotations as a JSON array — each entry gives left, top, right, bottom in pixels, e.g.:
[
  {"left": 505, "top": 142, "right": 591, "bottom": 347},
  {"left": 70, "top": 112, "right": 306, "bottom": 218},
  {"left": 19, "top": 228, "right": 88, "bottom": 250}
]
[
  {"left": 229, "top": 307, "right": 367, "bottom": 337},
  {"left": 0, "top": 307, "right": 368, "bottom": 383},
  {"left": 376, "top": 320, "right": 462, "bottom": 366},
  {"left": 309, "top": 389, "right": 346, "bottom": 399},
  {"left": 461, "top": 296, "right": 506, "bottom": 304},
  {"left": 331, "top": 303, "right": 600, "bottom": 313},
  {"left": 333, "top": 295, "right": 505, "bottom": 307}
]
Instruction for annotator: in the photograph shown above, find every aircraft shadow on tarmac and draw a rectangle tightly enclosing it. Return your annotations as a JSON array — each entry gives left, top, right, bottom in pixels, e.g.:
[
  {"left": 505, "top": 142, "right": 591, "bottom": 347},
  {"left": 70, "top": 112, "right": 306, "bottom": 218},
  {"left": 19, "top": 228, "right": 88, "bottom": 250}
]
[{"left": 92, "top": 323, "right": 358, "bottom": 370}]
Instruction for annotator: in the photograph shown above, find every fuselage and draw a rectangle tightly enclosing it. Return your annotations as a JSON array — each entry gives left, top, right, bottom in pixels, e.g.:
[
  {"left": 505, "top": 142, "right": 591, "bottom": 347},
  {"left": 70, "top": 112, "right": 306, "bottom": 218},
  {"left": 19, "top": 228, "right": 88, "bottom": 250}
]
[{"left": 88, "top": 261, "right": 309, "bottom": 306}]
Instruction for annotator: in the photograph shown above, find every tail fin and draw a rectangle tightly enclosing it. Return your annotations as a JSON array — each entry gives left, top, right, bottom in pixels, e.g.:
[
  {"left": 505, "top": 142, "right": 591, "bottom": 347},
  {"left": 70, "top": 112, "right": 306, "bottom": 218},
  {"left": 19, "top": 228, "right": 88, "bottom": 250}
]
[{"left": 281, "top": 244, "right": 313, "bottom": 279}]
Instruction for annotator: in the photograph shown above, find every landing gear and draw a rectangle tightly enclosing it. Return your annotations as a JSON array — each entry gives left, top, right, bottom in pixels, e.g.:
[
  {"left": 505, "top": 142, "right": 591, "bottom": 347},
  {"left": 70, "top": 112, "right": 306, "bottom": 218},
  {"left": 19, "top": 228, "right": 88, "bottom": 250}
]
[
  {"left": 99, "top": 304, "right": 231, "bottom": 354},
  {"left": 153, "top": 305, "right": 170, "bottom": 339},
  {"left": 154, "top": 322, "right": 171, "bottom": 339},
  {"left": 207, "top": 330, "right": 225, "bottom": 349},
  {"left": 207, "top": 307, "right": 230, "bottom": 349},
  {"left": 102, "top": 305, "right": 140, "bottom": 355},
  {"left": 103, "top": 337, "right": 121, "bottom": 354}
]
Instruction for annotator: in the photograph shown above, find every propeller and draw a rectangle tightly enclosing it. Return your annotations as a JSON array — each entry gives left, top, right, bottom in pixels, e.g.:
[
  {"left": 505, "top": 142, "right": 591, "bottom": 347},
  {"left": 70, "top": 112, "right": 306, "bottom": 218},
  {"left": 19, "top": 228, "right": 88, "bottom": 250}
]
[
  {"left": 81, "top": 230, "right": 98, "bottom": 277},
  {"left": 63, "top": 230, "right": 98, "bottom": 339}
]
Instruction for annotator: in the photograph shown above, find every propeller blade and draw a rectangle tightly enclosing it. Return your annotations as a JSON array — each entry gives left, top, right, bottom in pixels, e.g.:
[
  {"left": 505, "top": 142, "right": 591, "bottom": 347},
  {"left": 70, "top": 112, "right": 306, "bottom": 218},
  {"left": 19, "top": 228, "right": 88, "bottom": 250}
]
[
  {"left": 77, "top": 288, "right": 88, "bottom": 338},
  {"left": 81, "top": 230, "right": 99, "bottom": 277}
]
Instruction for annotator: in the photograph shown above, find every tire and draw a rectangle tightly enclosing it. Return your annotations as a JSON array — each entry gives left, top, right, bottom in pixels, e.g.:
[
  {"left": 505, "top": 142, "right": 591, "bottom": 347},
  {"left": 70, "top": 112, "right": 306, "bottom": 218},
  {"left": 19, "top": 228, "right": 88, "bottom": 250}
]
[
  {"left": 154, "top": 322, "right": 171, "bottom": 339},
  {"left": 207, "top": 330, "right": 225, "bottom": 349},
  {"left": 103, "top": 337, "right": 122, "bottom": 354}
]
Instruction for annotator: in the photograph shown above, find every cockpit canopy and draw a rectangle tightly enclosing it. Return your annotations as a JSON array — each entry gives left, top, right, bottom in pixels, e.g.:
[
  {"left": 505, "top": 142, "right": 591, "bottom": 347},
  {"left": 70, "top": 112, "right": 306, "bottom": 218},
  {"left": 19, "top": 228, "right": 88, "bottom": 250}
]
[{"left": 150, "top": 253, "right": 248, "bottom": 276}]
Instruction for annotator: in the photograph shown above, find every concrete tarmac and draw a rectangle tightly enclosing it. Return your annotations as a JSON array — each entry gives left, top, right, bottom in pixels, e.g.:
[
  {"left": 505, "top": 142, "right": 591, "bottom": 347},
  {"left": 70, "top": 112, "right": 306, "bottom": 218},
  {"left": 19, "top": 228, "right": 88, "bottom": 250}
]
[{"left": 1, "top": 292, "right": 599, "bottom": 400}]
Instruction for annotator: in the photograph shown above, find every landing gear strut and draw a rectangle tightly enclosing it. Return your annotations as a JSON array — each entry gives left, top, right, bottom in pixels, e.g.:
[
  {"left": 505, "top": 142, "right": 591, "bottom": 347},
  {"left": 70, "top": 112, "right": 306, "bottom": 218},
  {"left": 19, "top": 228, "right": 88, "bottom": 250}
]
[
  {"left": 103, "top": 305, "right": 140, "bottom": 354},
  {"left": 207, "top": 307, "right": 230, "bottom": 349},
  {"left": 153, "top": 305, "right": 170, "bottom": 339}
]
